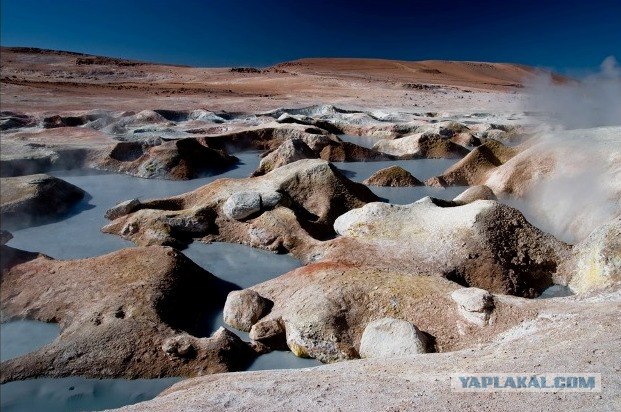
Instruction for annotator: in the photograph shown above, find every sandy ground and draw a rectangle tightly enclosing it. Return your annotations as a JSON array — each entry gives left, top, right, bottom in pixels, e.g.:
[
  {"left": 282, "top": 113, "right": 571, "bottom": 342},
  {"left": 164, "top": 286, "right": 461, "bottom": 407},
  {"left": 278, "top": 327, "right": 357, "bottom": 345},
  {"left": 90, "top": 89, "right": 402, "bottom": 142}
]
[{"left": 0, "top": 47, "right": 533, "bottom": 114}]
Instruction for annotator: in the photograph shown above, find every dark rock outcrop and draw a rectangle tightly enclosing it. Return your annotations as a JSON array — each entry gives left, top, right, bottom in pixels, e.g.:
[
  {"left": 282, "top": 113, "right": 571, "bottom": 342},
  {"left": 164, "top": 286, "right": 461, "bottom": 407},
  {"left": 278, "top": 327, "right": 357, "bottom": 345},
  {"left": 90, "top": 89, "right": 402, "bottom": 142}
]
[{"left": 96, "top": 138, "right": 238, "bottom": 179}]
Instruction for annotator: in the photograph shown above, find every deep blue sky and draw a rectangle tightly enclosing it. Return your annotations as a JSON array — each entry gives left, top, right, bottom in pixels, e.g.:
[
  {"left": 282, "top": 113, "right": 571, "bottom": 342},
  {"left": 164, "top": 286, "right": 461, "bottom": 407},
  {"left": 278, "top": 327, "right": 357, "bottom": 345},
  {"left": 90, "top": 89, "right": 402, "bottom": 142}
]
[{"left": 1, "top": 0, "right": 620, "bottom": 73}]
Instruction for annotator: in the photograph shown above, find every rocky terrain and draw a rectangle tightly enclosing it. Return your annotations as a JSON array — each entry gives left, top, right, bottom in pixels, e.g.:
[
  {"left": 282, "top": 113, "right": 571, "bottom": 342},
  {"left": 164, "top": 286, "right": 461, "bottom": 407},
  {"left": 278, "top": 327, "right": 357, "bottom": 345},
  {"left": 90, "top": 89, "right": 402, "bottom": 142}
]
[{"left": 0, "top": 48, "right": 619, "bottom": 411}]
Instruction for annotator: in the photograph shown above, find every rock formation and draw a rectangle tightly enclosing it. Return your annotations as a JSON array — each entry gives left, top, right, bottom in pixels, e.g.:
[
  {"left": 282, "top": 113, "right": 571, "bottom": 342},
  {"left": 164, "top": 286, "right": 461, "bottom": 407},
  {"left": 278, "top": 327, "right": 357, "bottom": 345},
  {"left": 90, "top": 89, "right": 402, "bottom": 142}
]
[
  {"left": 0, "top": 246, "right": 255, "bottom": 382},
  {"left": 102, "top": 159, "right": 380, "bottom": 258},
  {"left": 0, "top": 174, "right": 85, "bottom": 228},
  {"left": 452, "top": 185, "right": 497, "bottom": 204},
  {"left": 556, "top": 216, "right": 621, "bottom": 294},
  {"left": 329, "top": 198, "right": 569, "bottom": 297},
  {"left": 372, "top": 133, "right": 470, "bottom": 159},
  {"left": 252, "top": 138, "right": 318, "bottom": 176},
  {"left": 95, "top": 138, "right": 238, "bottom": 180},
  {"left": 425, "top": 140, "right": 518, "bottom": 187},
  {"left": 363, "top": 166, "right": 423, "bottom": 187}
]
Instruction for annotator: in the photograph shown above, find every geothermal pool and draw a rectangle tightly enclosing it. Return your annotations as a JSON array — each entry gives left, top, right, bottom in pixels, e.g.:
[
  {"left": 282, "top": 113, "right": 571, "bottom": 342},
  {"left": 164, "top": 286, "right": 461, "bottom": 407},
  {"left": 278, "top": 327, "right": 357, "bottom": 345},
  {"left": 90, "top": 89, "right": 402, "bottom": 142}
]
[{"left": 2, "top": 149, "right": 469, "bottom": 410}]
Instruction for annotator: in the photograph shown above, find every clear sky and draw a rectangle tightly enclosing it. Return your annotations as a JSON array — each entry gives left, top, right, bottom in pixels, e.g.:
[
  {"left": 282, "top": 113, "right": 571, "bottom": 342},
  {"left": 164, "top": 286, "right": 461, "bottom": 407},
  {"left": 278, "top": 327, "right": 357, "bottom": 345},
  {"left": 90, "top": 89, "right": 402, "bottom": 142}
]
[{"left": 1, "top": 0, "right": 620, "bottom": 73}]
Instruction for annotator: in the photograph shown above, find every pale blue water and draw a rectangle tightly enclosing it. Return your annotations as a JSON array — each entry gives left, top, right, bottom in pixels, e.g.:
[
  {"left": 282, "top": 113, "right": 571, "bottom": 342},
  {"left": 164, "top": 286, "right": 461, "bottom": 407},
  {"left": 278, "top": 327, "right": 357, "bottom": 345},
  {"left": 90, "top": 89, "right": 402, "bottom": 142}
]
[
  {"left": 0, "top": 320, "right": 60, "bottom": 361},
  {"left": 0, "top": 377, "right": 181, "bottom": 412},
  {"left": 334, "top": 157, "right": 465, "bottom": 204},
  {"left": 7, "top": 151, "right": 262, "bottom": 259}
]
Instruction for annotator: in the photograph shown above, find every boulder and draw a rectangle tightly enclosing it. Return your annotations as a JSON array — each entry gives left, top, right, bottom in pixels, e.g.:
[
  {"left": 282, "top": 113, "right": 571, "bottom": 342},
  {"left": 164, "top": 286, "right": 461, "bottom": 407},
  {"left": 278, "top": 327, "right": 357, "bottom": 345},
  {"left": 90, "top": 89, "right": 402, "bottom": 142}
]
[
  {"left": 249, "top": 318, "right": 287, "bottom": 350},
  {"left": 161, "top": 328, "right": 246, "bottom": 362},
  {"left": 222, "top": 192, "right": 262, "bottom": 220},
  {"left": 223, "top": 290, "right": 273, "bottom": 332},
  {"left": 451, "top": 287, "right": 495, "bottom": 326},
  {"left": 253, "top": 138, "right": 318, "bottom": 176},
  {"left": 363, "top": 166, "right": 423, "bottom": 187},
  {"left": 222, "top": 191, "right": 283, "bottom": 221},
  {"left": 0, "top": 174, "right": 85, "bottom": 228},
  {"left": 359, "top": 318, "right": 428, "bottom": 358}
]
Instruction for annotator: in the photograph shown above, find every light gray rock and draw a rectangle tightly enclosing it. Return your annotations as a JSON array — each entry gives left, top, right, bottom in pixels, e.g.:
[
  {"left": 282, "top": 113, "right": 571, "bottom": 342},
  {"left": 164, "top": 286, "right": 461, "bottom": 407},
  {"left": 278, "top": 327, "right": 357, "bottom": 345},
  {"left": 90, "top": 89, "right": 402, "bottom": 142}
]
[
  {"left": 223, "top": 191, "right": 262, "bottom": 220},
  {"left": 223, "top": 290, "right": 272, "bottom": 332},
  {"left": 359, "top": 318, "right": 427, "bottom": 358},
  {"left": 451, "top": 287, "right": 494, "bottom": 326},
  {"left": 260, "top": 191, "right": 283, "bottom": 209},
  {"left": 222, "top": 191, "right": 282, "bottom": 221},
  {"left": 255, "top": 138, "right": 318, "bottom": 176},
  {"left": 105, "top": 198, "right": 141, "bottom": 220}
]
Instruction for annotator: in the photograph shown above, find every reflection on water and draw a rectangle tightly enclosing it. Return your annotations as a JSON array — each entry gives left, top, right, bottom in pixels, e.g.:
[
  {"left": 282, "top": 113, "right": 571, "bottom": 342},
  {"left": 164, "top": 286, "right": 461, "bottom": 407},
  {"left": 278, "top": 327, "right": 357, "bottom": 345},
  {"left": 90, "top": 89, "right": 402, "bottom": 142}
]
[
  {"left": 184, "top": 242, "right": 301, "bottom": 290},
  {"left": 0, "top": 377, "right": 181, "bottom": 412},
  {"left": 0, "top": 320, "right": 60, "bottom": 361}
]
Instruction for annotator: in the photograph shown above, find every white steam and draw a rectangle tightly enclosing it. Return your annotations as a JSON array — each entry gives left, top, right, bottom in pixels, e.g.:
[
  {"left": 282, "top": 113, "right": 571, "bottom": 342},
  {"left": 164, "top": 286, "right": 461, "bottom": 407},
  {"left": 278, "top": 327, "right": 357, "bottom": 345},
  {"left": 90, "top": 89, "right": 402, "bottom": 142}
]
[
  {"left": 527, "top": 56, "right": 621, "bottom": 130},
  {"left": 513, "top": 57, "right": 621, "bottom": 244}
]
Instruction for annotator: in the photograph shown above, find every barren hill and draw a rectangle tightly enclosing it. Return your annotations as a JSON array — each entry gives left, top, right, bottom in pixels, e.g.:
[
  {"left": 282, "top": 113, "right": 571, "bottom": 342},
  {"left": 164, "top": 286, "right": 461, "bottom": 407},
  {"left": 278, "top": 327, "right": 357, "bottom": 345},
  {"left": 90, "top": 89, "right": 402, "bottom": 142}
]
[{"left": 0, "top": 47, "right": 550, "bottom": 112}]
